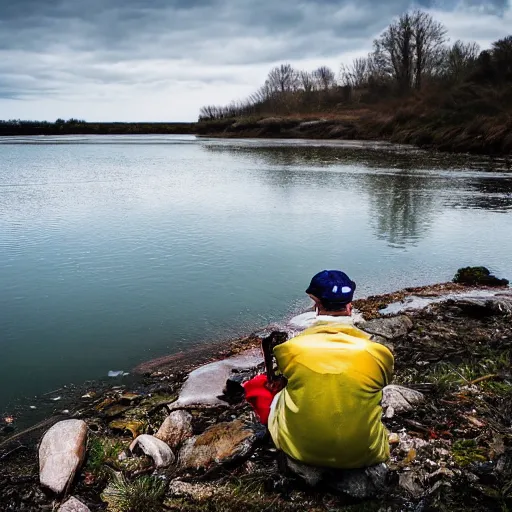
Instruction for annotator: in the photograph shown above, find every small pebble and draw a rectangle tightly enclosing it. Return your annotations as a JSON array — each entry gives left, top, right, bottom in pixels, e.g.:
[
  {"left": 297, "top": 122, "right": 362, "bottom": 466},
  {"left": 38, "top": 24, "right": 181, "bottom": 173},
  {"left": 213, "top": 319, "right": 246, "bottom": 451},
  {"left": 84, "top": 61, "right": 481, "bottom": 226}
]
[{"left": 389, "top": 433, "right": 400, "bottom": 444}]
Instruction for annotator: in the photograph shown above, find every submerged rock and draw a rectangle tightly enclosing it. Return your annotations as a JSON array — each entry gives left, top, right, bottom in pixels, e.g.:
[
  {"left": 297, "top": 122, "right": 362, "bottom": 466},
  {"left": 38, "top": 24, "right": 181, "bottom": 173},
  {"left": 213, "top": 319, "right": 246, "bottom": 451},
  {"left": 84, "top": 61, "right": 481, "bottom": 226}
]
[
  {"left": 382, "top": 385, "right": 424, "bottom": 418},
  {"left": 179, "top": 419, "right": 264, "bottom": 470},
  {"left": 129, "top": 434, "right": 175, "bottom": 468},
  {"left": 39, "top": 419, "right": 88, "bottom": 495},
  {"left": 155, "top": 410, "right": 193, "bottom": 450},
  {"left": 169, "top": 348, "right": 263, "bottom": 409},
  {"left": 58, "top": 496, "right": 91, "bottom": 512}
]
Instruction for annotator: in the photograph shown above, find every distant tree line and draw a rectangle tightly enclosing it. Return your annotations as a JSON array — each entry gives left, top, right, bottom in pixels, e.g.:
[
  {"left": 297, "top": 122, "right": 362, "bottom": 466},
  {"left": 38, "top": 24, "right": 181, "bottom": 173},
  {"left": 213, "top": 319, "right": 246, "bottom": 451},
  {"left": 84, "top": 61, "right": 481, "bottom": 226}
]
[
  {"left": 0, "top": 119, "right": 196, "bottom": 136},
  {"left": 199, "top": 9, "right": 512, "bottom": 121}
]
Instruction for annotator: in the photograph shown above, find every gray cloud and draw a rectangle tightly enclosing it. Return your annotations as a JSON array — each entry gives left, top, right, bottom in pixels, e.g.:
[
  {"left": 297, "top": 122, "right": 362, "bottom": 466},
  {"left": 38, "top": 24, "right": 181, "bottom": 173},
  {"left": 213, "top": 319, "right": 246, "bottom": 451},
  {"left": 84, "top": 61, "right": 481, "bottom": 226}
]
[{"left": 0, "top": 0, "right": 510, "bottom": 119}]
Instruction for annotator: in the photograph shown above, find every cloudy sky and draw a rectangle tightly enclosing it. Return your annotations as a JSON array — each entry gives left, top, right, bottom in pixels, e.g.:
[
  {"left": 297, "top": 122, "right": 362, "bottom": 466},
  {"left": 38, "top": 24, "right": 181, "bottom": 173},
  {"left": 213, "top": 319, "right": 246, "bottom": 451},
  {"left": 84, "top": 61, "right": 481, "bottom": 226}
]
[{"left": 0, "top": 0, "right": 510, "bottom": 122}]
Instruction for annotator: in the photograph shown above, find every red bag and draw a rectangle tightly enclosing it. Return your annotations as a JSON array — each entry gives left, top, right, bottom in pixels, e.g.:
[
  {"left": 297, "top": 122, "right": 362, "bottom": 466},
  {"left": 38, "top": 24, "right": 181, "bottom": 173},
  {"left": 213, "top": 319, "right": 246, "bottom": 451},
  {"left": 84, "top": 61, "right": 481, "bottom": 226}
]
[{"left": 243, "top": 374, "right": 277, "bottom": 425}]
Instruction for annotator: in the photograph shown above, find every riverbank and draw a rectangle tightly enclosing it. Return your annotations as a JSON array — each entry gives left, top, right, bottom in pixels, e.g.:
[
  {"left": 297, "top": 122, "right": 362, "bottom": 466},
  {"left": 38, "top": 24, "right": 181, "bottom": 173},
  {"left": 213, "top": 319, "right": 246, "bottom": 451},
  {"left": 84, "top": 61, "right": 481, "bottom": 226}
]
[
  {"left": 1, "top": 272, "right": 511, "bottom": 511},
  {"left": 196, "top": 107, "right": 512, "bottom": 157}
]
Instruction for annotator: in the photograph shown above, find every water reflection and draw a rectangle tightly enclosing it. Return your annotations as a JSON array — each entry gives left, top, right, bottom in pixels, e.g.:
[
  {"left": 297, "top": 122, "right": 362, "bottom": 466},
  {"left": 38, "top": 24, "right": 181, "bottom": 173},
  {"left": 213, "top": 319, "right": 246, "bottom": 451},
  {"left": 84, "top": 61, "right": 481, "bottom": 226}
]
[
  {"left": 451, "top": 177, "right": 512, "bottom": 211},
  {"left": 204, "top": 142, "right": 512, "bottom": 247},
  {"left": 362, "top": 171, "right": 436, "bottom": 247},
  {"left": 202, "top": 140, "right": 510, "bottom": 172},
  {"left": 205, "top": 143, "right": 439, "bottom": 247}
]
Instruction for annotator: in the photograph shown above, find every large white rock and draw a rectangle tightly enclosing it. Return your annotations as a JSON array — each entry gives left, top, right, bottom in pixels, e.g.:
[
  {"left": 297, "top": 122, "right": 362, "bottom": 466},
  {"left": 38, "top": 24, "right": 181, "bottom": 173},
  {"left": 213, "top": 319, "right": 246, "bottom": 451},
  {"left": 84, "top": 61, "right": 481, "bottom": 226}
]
[
  {"left": 169, "top": 348, "right": 263, "bottom": 409},
  {"left": 39, "top": 419, "right": 88, "bottom": 495},
  {"left": 155, "top": 410, "right": 193, "bottom": 450},
  {"left": 129, "top": 434, "right": 175, "bottom": 468},
  {"left": 58, "top": 496, "right": 91, "bottom": 512}
]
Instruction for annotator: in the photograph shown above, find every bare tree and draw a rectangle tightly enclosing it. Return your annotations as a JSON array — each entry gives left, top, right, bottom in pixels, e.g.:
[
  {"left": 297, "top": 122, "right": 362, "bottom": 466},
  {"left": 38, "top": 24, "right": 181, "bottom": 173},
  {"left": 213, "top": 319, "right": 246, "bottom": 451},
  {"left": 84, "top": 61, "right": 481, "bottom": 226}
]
[
  {"left": 299, "top": 71, "right": 315, "bottom": 93},
  {"left": 267, "top": 64, "right": 299, "bottom": 94},
  {"left": 443, "top": 40, "right": 480, "bottom": 81},
  {"left": 411, "top": 10, "right": 447, "bottom": 89},
  {"left": 340, "top": 57, "right": 370, "bottom": 87},
  {"left": 492, "top": 35, "right": 512, "bottom": 81},
  {"left": 373, "top": 12, "right": 415, "bottom": 91},
  {"left": 313, "top": 66, "right": 336, "bottom": 90},
  {"left": 372, "top": 10, "right": 447, "bottom": 91}
]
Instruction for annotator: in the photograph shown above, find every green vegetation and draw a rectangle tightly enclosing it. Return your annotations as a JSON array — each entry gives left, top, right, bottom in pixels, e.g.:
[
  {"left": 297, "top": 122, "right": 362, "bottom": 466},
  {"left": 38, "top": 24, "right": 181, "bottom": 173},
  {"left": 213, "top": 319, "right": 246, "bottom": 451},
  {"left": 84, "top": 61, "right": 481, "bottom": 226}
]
[
  {"left": 85, "top": 437, "right": 125, "bottom": 478},
  {"left": 198, "top": 11, "right": 512, "bottom": 155},
  {"left": 452, "top": 440, "right": 487, "bottom": 467},
  {"left": 101, "top": 473, "right": 167, "bottom": 512}
]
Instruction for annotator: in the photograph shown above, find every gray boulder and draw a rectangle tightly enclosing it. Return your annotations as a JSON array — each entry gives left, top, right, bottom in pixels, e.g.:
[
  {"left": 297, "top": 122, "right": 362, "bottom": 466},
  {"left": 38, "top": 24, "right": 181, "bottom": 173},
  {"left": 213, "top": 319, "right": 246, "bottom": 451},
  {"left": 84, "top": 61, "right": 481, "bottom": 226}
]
[
  {"left": 155, "top": 410, "right": 193, "bottom": 450},
  {"left": 285, "top": 457, "right": 323, "bottom": 486},
  {"left": 382, "top": 385, "right": 424, "bottom": 418},
  {"left": 169, "top": 348, "right": 263, "bottom": 410},
  {"left": 39, "top": 419, "right": 88, "bottom": 495},
  {"left": 129, "top": 434, "right": 175, "bottom": 468},
  {"left": 361, "top": 315, "right": 413, "bottom": 340},
  {"left": 58, "top": 497, "right": 91, "bottom": 512},
  {"left": 179, "top": 420, "right": 264, "bottom": 470},
  {"left": 329, "top": 463, "right": 389, "bottom": 498},
  {"left": 285, "top": 456, "right": 388, "bottom": 499}
]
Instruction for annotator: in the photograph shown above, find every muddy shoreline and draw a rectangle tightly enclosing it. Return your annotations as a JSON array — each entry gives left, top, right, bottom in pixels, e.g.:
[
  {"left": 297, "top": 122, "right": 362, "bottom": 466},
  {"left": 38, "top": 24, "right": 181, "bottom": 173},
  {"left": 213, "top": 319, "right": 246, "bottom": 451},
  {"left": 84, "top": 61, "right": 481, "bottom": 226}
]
[{"left": 1, "top": 277, "right": 511, "bottom": 511}]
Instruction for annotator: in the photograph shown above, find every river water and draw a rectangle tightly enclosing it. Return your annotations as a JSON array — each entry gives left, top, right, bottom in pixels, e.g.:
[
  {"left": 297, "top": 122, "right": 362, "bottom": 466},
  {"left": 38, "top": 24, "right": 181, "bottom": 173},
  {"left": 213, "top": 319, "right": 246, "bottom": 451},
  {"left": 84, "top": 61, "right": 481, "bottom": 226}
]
[{"left": 1, "top": 135, "right": 511, "bottom": 414}]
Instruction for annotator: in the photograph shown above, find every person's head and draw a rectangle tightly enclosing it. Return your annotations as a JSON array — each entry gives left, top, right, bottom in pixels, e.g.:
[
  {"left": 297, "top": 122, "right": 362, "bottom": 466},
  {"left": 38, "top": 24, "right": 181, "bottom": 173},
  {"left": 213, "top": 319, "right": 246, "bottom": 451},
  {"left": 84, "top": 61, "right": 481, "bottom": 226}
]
[{"left": 306, "top": 270, "right": 356, "bottom": 315}]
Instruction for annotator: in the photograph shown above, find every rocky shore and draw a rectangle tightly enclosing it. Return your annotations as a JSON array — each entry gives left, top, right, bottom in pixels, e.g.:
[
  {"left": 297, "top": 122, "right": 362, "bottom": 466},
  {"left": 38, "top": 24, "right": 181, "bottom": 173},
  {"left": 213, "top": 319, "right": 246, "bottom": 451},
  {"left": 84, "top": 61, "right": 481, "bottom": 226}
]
[{"left": 1, "top": 268, "right": 511, "bottom": 511}]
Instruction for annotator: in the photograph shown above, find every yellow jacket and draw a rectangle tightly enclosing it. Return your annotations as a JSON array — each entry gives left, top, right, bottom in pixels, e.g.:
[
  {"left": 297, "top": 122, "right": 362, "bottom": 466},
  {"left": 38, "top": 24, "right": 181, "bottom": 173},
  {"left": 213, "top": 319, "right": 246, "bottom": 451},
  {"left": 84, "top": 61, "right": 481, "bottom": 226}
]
[{"left": 268, "top": 323, "right": 394, "bottom": 469}]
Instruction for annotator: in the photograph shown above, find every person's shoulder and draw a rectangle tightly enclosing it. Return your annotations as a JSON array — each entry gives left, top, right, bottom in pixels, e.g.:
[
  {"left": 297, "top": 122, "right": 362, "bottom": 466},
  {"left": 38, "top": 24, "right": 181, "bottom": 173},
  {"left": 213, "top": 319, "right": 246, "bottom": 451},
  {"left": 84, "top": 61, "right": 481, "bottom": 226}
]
[
  {"left": 288, "top": 311, "right": 317, "bottom": 330},
  {"left": 288, "top": 311, "right": 365, "bottom": 330}
]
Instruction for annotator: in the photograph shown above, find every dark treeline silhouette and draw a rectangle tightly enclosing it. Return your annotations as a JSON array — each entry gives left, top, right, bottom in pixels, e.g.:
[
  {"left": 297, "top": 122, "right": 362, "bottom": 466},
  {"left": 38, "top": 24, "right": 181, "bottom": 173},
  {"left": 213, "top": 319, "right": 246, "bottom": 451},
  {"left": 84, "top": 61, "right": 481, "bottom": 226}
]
[
  {"left": 0, "top": 119, "right": 196, "bottom": 136},
  {"left": 198, "top": 10, "right": 512, "bottom": 127}
]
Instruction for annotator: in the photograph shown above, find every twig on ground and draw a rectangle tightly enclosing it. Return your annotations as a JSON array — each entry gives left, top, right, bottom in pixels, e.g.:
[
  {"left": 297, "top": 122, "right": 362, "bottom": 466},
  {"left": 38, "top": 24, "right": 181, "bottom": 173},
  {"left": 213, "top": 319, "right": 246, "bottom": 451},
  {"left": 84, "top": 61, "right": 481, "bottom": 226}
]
[{"left": 468, "top": 374, "right": 500, "bottom": 386}]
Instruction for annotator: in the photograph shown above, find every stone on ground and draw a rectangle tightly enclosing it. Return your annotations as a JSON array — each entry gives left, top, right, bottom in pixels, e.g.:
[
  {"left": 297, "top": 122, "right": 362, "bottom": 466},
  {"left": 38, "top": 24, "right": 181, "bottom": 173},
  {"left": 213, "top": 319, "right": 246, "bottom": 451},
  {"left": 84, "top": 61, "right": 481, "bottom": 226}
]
[
  {"left": 155, "top": 410, "right": 193, "bottom": 450},
  {"left": 129, "top": 434, "right": 175, "bottom": 468},
  {"left": 285, "top": 456, "right": 389, "bottom": 499},
  {"left": 285, "top": 457, "right": 323, "bottom": 487},
  {"left": 453, "top": 296, "right": 512, "bottom": 318},
  {"left": 179, "top": 419, "right": 264, "bottom": 470},
  {"left": 168, "top": 480, "right": 219, "bottom": 500},
  {"left": 169, "top": 348, "right": 263, "bottom": 409},
  {"left": 382, "top": 385, "right": 424, "bottom": 418},
  {"left": 399, "top": 471, "right": 424, "bottom": 498},
  {"left": 360, "top": 315, "right": 413, "bottom": 340},
  {"left": 58, "top": 496, "right": 91, "bottom": 512},
  {"left": 328, "top": 463, "right": 389, "bottom": 498},
  {"left": 39, "top": 419, "right": 88, "bottom": 495}
]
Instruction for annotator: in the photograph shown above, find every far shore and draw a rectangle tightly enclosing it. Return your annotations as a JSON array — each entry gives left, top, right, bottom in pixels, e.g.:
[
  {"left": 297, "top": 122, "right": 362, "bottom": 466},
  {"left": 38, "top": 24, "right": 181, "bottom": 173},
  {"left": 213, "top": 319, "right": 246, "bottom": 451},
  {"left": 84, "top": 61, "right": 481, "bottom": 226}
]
[{"left": 2, "top": 117, "right": 511, "bottom": 158}]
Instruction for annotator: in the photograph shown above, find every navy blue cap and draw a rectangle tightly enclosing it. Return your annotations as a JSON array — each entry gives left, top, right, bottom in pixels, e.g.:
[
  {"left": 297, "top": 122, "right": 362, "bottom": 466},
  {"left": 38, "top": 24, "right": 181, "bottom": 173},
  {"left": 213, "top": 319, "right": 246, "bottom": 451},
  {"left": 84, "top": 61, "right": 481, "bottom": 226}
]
[{"left": 306, "top": 270, "right": 356, "bottom": 305}]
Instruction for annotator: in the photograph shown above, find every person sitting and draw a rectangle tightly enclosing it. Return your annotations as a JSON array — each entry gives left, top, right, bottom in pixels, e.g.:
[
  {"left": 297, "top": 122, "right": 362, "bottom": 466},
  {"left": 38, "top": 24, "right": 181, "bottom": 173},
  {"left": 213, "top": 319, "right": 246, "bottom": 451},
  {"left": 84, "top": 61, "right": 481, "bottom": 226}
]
[{"left": 244, "top": 270, "right": 394, "bottom": 470}]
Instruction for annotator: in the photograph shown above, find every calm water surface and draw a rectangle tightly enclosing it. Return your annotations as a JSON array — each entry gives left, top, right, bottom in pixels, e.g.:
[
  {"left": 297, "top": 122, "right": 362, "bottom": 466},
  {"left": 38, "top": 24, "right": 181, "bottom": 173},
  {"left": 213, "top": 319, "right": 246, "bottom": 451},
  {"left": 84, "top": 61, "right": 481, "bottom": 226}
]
[{"left": 1, "top": 135, "right": 511, "bottom": 414}]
